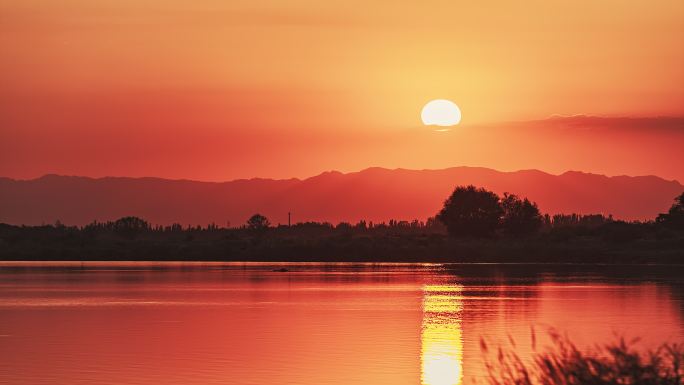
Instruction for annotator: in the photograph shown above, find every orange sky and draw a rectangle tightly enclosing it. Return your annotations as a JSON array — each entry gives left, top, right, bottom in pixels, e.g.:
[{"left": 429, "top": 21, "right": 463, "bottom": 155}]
[{"left": 1, "top": 0, "right": 683, "bottom": 181}]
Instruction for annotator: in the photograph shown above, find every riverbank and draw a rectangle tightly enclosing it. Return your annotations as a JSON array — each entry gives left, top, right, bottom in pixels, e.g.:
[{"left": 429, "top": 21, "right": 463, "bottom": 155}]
[{"left": 1, "top": 222, "right": 682, "bottom": 263}]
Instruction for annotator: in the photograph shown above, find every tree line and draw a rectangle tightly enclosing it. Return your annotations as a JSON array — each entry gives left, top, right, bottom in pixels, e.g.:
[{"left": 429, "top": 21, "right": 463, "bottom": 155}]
[
  {"left": 0, "top": 186, "right": 682, "bottom": 263},
  {"left": 10, "top": 185, "right": 684, "bottom": 238},
  {"left": 245, "top": 185, "right": 683, "bottom": 237}
]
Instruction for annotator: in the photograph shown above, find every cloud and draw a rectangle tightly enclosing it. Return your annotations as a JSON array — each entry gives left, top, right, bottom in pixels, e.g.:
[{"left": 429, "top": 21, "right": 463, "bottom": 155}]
[{"left": 515, "top": 115, "right": 684, "bottom": 134}]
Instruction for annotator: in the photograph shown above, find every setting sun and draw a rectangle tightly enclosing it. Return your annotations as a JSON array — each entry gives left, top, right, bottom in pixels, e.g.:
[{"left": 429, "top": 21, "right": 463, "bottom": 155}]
[{"left": 421, "top": 100, "right": 462, "bottom": 127}]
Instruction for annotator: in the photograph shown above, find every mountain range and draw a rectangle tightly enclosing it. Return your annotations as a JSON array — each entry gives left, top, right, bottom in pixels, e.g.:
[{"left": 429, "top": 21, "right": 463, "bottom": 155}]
[{"left": 0, "top": 167, "right": 681, "bottom": 226}]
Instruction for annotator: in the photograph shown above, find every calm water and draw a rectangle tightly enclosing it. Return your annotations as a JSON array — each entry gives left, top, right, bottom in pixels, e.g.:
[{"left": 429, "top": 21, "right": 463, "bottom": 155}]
[{"left": 0, "top": 262, "right": 683, "bottom": 385}]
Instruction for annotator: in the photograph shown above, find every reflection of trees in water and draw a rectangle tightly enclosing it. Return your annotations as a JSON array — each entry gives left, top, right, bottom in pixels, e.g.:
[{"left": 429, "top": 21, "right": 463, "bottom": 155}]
[
  {"left": 421, "top": 284, "right": 464, "bottom": 385},
  {"left": 663, "top": 283, "right": 684, "bottom": 319}
]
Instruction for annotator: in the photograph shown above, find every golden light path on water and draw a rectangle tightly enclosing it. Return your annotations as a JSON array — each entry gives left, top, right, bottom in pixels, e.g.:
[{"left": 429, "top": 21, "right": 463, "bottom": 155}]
[{"left": 421, "top": 284, "right": 464, "bottom": 385}]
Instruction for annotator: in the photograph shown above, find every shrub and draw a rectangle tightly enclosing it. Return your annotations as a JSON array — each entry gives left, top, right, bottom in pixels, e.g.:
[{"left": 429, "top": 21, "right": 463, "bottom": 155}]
[{"left": 482, "top": 331, "right": 683, "bottom": 385}]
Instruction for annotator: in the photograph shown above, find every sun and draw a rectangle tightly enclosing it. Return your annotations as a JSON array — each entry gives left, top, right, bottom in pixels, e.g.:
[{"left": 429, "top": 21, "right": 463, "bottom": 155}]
[{"left": 421, "top": 99, "right": 462, "bottom": 127}]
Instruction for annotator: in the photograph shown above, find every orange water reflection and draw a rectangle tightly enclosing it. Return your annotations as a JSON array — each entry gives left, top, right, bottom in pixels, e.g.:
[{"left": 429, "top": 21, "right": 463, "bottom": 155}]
[
  {"left": 421, "top": 284, "right": 464, "bottom": 385},
  {"left": 0, "top": 263, "right": 682, "bottom": 385}
]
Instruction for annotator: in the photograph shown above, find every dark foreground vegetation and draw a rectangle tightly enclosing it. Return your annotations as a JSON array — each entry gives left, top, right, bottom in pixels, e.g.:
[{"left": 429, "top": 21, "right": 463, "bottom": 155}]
[
  {"left": 0, "top": 188, "right": 682, "bottom": 263},
  {"left": 483, "top": 332, "right": 683, "bottom": 385}
]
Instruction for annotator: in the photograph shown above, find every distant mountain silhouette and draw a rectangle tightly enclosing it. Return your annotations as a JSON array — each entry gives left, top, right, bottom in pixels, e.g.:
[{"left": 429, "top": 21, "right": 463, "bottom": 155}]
[{"left": 0, "top": 167, "right": 681, "bottom": 226}]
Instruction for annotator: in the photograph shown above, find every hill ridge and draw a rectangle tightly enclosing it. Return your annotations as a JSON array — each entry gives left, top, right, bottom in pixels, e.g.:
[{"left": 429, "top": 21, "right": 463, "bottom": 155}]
[
  {"left": 1, "top": 167, "right": 681, "bottom": 225},
  {"left": 3, "top": 165, "right": 681, "bottom": 185}
]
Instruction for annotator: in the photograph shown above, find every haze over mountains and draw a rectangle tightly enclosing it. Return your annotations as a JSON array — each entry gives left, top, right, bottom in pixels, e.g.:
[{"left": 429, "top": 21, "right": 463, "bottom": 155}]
[{"left": 0, "top": 167, "right": 681, "bottom": 226}]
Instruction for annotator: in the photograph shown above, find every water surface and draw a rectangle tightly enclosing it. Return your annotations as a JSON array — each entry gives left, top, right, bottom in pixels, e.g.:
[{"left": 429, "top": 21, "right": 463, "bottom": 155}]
[{"left": 1, "top": 262, "right": 682, "bottom": 385}]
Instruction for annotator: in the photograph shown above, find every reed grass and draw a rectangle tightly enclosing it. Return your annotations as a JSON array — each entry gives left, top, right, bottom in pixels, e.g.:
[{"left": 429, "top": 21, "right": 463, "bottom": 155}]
[{"left": 481, "top": 329, "right": 683, "bottom": 385}]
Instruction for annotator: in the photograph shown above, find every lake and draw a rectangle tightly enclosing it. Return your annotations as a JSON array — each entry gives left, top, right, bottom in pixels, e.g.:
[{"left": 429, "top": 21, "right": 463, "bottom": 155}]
[{"left": 0, "top": 262, "right": 682, "bottom": 385}]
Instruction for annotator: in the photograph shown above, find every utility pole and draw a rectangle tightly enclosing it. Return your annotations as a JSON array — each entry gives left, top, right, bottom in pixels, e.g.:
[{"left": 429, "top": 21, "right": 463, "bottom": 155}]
[{"left": 288, "top": 212, "right": 291, "bottom": 227}]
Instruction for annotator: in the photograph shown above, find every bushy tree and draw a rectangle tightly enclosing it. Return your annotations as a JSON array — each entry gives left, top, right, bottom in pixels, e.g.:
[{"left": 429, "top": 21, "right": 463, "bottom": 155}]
[
  {"left": 437, "top": 185, "right": 502, "bottom": 237},
  {"left": 500, "top": 193, "right": 542, "bottom": 236},
  {"left": 112, "top": 216, "right": 149, "bottom": 239},
  {"left": 246, "top": 214, "right": 270, "bottom": 231},
  {"left": 657, "top": 192, "right": 684, "bottom": 230}
]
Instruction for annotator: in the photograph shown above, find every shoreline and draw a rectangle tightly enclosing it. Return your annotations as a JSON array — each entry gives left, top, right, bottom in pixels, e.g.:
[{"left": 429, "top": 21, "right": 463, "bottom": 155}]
[{"left": 2, "top": 260, "right": 684, "bottom": 265}]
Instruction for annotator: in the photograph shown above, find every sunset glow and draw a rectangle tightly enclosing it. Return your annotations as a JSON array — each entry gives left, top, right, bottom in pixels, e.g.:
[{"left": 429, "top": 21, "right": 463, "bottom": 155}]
[
  {"left": 1, "top": 0, "right": 682, "bottom": 181},
  {"left": 1, "top": 2, "right": 683, "bottom": 385}
]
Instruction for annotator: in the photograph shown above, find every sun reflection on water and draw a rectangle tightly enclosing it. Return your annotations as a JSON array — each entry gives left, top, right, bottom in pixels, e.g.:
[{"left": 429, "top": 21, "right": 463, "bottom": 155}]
[{"left": 421, "top": 284, "right": 464, "bottom": 385}]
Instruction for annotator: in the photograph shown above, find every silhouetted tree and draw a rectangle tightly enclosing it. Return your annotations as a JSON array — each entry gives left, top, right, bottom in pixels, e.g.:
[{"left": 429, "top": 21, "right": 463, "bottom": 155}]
[
  {"left": 246, "top": 214, "right": 270, "bottom": 231},
  {"left": 437, "top": 185, "right": 502, "bottom": 237},
  {"left": 426, "top": 216, "right": 446, "bottom": 232},
  {"left": 549, "top": 213, "right": 612, "bottom": 228},
  {"left": 500, "top": 193, "right": 542, "bottom": 236},
  {"left": 113, "top": 216, "right": 149, "bottom": 239},
  {"left": 657, "top": 192, "right": 684, "bottom": 229},
  {"left": 336, "top": 222, "right": 353, "bottom": 230}
]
